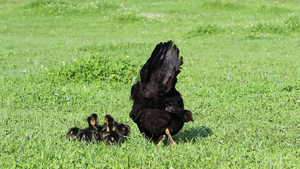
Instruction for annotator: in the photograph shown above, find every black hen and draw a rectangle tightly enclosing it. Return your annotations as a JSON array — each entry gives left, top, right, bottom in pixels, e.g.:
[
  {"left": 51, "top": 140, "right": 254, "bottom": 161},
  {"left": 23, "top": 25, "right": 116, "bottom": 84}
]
[{"left": 129, "top": 41, "right": 194, "bottom": 146}]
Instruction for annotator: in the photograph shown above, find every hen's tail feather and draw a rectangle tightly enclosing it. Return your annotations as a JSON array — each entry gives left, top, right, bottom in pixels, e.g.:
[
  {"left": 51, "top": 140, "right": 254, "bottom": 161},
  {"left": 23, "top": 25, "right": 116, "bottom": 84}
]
[{"left": 140, "top": 41, "right": 183, "bottom": 92}]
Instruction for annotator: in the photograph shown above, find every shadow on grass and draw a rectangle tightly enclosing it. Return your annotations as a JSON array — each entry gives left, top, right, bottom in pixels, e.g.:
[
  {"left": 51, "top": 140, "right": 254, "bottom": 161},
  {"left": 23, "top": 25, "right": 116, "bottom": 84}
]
[
  {"left": 141, "top": 126, "right": 213, "bottom": 146},
  {"left": 174, "top": 126, "right": 213, "bottom": 143}
]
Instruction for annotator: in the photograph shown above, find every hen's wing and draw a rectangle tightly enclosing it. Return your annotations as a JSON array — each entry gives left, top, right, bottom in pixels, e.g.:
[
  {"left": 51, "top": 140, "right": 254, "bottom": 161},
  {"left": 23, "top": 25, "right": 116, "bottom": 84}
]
[{"left": 130, "top": 41, "right": 183, "bottom": 121}]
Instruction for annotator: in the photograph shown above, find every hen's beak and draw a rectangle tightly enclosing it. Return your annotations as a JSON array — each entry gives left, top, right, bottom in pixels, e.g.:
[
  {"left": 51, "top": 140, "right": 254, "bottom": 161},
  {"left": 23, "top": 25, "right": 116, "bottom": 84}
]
[{"left": 191, "top": 118, "right": 194, "bottom": 122}]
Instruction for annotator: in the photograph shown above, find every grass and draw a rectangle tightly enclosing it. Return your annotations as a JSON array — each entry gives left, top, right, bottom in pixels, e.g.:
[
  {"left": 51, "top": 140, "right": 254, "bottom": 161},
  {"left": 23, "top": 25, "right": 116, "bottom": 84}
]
[{"left": 0, "top": 0, "right": 299, "bottom": 168}]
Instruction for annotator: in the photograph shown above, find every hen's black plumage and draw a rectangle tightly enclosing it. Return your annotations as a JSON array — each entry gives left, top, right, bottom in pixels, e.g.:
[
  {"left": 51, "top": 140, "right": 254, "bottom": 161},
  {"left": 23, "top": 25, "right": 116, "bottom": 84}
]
[{"left": 129, "top": 41, "right": 194, "bottom": 146}]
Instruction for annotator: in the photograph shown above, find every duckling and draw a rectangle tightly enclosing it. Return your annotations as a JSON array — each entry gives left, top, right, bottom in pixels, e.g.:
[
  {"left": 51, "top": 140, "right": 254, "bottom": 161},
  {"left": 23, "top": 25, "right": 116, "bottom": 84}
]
[
  {"left": 91, "top": 113, "right": 106, "bottom": 142},
  {"left": 91, "top": 113, "right": 105, "bottom": 131},
  {"left": 100, "top": 116, "right": 125, "bottom": 145},
  {"left": 78, "top": 116, "right": 99, "bottom": 142},
  {"left": 66, "top": 127, "right": 82, "bottom": 141},
  {"left": 104, "top": 115, "right": 130, "bottom": 138},
  {"left": 116, "top": 123, "right": 130, "bottom": 138},
  {"left": 91, "top": 114, "right": 99, "bottom": 126}
]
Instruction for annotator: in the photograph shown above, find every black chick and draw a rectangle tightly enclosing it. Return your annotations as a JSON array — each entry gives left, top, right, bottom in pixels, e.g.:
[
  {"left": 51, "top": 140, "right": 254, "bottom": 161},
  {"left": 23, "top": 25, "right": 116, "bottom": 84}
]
[
  {"left": 66, "top": 127, "right": 82, "bottom": 141},
  {"left": 78, "top": 116, "right": 99, "bottom": 142},
  {"left": 100, "top": 115, "right": 125, "bottom": 145},
  {"left": 91, "top": 113, "right": 105, "bottom": 141},
  {"left": 104, "top": 115, "right": 130, "bottom": 138},
  {"left": 91, "top": 113, "right": 99, "bottom": 126},
  {"left": 129, "top": 41, "right": 194, "bottom": 147}
]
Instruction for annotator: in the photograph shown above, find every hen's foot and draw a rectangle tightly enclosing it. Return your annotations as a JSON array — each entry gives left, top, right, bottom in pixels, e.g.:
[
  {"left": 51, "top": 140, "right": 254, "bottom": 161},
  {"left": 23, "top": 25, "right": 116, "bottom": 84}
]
[
  {"left": 165, "top": 128, "right": 176, "bottom": 146},
  {"left": 157, "top": 135, "right": 166, "bottom": 147}
]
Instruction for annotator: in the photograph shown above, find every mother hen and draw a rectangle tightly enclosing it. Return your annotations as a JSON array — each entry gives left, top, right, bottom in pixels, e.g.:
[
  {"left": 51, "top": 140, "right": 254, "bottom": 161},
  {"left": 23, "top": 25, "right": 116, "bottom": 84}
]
[{"left": 129, "top": 41, "right": 194, "bottom": 146}]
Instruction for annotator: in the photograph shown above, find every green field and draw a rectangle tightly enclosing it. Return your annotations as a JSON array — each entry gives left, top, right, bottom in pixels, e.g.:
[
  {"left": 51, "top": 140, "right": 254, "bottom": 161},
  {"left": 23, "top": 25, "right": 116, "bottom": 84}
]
[{"left": 1, "top": 0, "right": 299, "bottom": 168}]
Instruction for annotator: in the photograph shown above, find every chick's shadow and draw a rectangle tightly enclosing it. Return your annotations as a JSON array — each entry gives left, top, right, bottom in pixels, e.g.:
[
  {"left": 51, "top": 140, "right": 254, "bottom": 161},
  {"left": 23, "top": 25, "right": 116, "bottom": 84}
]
[{"left": 174, "top": 126, "right": 213, "bottom": 143}]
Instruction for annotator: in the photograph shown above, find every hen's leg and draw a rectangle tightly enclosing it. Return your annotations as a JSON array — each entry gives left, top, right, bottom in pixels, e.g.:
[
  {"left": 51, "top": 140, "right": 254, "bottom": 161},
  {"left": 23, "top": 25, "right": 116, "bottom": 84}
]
[
  {"left": 157, "top": 135, "right": 166, "bottom": 147},
  {"left": 165, "top": 128, "right": 176, "bottom": 146}
]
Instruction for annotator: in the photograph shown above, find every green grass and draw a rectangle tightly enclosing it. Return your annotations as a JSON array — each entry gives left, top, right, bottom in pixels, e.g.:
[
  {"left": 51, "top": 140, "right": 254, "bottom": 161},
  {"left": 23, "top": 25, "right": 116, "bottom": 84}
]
[{"left": 1, "top": 0, "right": 300, "bottom": 168}]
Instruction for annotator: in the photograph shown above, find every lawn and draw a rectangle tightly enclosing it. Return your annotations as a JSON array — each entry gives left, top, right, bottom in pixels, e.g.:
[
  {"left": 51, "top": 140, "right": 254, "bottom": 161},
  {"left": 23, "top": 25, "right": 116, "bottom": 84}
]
[{"left": 0, "top": 0, "right": 299, "bottom": 168}]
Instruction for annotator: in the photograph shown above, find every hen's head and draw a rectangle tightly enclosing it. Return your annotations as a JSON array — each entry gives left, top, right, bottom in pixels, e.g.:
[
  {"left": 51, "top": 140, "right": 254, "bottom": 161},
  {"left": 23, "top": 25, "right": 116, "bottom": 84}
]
[{"left": 184, "top": 111, "right": 194, "bottom": 123}]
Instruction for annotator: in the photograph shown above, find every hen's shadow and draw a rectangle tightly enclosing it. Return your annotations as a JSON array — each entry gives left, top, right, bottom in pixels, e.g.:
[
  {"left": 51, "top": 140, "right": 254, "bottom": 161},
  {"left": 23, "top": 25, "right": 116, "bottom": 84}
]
[{"left": 174, "top": 126, "right": 213, "bottom": 143}]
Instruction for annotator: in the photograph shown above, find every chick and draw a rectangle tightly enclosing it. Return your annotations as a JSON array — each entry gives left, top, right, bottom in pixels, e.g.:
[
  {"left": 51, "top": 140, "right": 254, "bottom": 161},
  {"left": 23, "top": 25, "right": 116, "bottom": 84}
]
[
  {"left": 104, "top": 115, "right": 130, "bottom": 138},
  {"left": 91, "top": 113, "right": 105, "bottom": 141},
  {"left": 78, "top": 116, "right": 99, "bottom": 142},
  {"left": 100, "top": 115, "right": 125, "bottom": 145},
  {"left": 91, "top": 114, "right": 99, "bottom": 126},
  {"left": 66, "top": 127, "right": 82, "bottom": 141}
]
